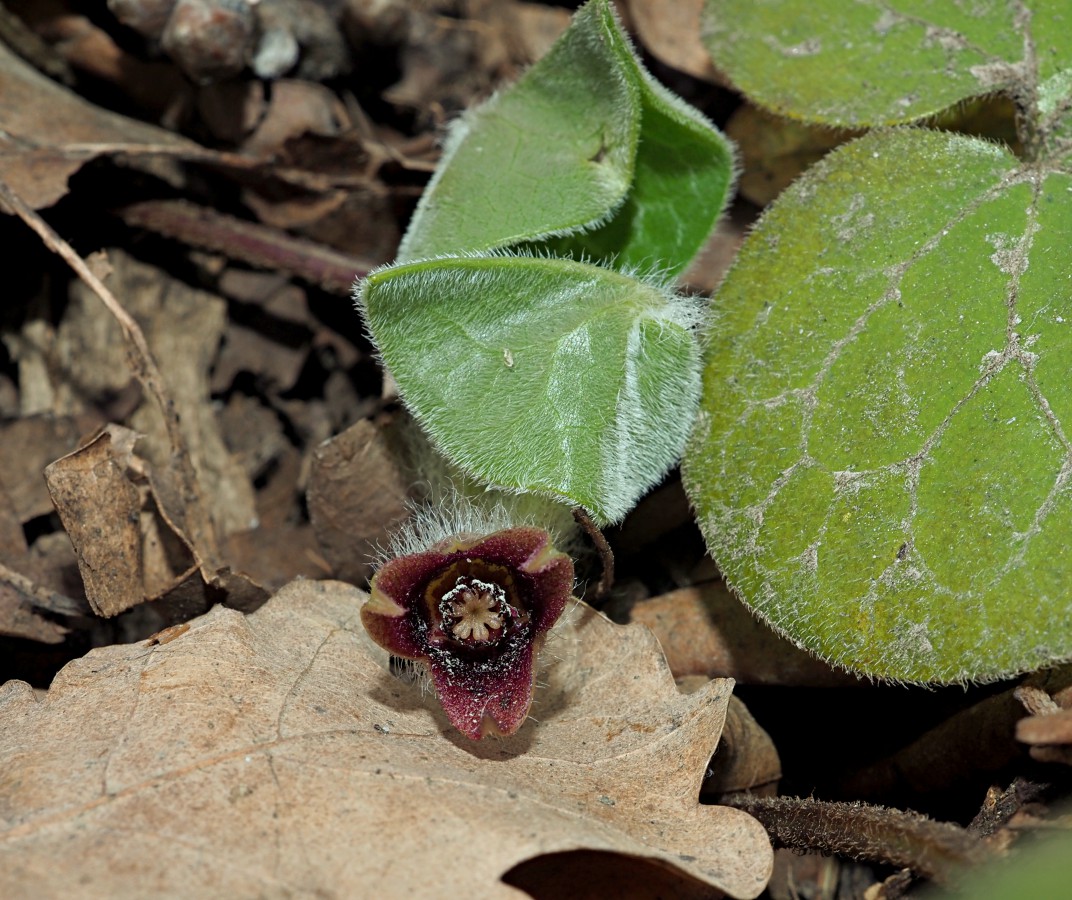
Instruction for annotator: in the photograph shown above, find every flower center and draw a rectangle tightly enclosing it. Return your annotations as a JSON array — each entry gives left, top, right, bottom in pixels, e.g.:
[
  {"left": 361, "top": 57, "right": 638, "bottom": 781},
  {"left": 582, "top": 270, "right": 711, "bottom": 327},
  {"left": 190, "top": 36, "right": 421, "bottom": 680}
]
[{"left": 439, "top": 577, "right": 508, "bottom": 643}]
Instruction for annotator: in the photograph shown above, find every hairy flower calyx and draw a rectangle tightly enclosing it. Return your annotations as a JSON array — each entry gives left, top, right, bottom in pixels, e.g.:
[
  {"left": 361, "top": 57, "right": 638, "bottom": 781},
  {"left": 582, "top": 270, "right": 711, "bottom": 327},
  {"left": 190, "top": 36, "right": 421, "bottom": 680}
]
[{"left": 361, "top": 526, "right": 573, "bottom": 740}]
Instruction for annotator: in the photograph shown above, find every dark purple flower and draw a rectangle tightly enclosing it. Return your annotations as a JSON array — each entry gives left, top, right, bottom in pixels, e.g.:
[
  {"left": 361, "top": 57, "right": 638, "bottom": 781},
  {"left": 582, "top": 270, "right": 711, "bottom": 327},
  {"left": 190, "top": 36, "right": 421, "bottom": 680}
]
[{"left": 362, "top": 526, "right": 574, "bottom": 740}]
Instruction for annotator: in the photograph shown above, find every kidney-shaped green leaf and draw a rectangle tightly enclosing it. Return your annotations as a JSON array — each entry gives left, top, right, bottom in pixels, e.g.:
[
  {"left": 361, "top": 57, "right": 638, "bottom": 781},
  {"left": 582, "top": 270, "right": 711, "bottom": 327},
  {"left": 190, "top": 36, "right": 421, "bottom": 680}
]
[
  {"left": 683, "top": 127, "right": 1072, "bottom": 683},
  {"left": 360, "top": 255, "right": 702, "bottom": 525},
  {"left": 400, "top": 0, "right": 733, "bottom": 277},
  {"left": 702, "top": 0, "right": 1072, "bottom": 129}
]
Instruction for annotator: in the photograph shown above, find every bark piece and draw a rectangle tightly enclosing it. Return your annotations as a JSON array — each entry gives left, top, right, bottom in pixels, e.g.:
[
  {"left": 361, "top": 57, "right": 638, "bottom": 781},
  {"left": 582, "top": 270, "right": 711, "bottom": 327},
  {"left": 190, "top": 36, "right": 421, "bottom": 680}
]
[{"left": 0, "top": 580, "right": 773, "bottom": 898}]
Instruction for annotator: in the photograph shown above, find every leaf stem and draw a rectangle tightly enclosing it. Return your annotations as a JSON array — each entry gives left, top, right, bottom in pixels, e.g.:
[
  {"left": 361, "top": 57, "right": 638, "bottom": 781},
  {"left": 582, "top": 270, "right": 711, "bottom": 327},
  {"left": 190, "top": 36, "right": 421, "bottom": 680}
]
[
  {"left": 723, "top": 794, "right": 990, "bottom": 885},
  {"left": 572, "top": 506, "right": 614, "bottom": 605}
]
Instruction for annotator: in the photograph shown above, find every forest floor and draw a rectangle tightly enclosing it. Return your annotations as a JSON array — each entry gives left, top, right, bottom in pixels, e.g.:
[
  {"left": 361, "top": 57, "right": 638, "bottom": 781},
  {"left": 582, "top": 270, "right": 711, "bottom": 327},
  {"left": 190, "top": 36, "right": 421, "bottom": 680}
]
[{"left": 0, "top": 2, "right": 1069, "bottom": 898}]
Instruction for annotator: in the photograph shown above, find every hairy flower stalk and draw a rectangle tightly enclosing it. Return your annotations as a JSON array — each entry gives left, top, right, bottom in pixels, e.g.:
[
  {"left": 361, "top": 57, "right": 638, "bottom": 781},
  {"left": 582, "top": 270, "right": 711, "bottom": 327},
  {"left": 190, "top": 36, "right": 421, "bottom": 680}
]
[{"left": 361, "top": 526, "right": 574, "bottom": 739}]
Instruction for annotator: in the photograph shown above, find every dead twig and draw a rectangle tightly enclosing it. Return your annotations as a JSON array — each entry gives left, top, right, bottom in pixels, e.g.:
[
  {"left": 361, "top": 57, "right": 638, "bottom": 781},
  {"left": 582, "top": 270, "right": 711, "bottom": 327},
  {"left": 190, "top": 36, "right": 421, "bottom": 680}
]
[
  {"left": 116, "top": 199, "right": 375, "bottom": 295},
  {"left": 0, "top": 177, "right": 220, "bottom": 570}
]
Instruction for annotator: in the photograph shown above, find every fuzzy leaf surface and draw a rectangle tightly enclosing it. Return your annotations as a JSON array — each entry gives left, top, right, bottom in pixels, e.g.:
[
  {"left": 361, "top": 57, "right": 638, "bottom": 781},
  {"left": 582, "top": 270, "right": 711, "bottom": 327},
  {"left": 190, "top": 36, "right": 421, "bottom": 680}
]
[
  {"left": 360, "top": 255, "right": 701, "bottom": 525},
  {"left": 541, "top": 44, "right": 736, "bottom": 276},
  {"left": 0, "top": 580, "right": 772, "bottom": 898},
  {"left": 400, "top": 0, "right": 733, "bottom": 276},
  {"left": 702, "top": 0, "right": 1072, "bottom": 129},
  {"left": 683, "top": 127, "right": 1072, "bottom": 682}
]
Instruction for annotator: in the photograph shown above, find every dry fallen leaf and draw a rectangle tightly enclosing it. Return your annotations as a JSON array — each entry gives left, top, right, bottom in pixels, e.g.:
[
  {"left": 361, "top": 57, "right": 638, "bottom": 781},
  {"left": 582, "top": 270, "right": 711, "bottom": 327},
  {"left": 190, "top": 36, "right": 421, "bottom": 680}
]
[
  {"left": 0, "top": 494, "right": 71, "bottom": 644},
  {"left": 628, "top": 582, "right": 859, "bottom": 687},
  {"left": 307, "top": 418, "right": 410, "bottom": 584},
  {"left": 56, "top": 249, "right": 257, "bottom": 538},
  {"left": 43, "top": 425, "right": 146, "bottom": 617},
  {"left": 0, "top": 579, "right": 772, "bottom": 898},
  {"left": 0, "top": 39, "right": 194, "bottom": 209},
  {"left": 0, "top": 413, "right": 102, "bottom": 523},
  {"left": 702, "top": 696, "right": 782, "bottom": 798},
  {"left": 624, "top": 0, "right": 721, "bottom": 83},
  {"left": 4, "top": 244, "right": 270, "bottom": 618},
  {"left": 1016, "top": 682, "right": 1072, "bottom": 766},
  {"left": 724, "top": 104, "right": 855, "bottom": 207}
]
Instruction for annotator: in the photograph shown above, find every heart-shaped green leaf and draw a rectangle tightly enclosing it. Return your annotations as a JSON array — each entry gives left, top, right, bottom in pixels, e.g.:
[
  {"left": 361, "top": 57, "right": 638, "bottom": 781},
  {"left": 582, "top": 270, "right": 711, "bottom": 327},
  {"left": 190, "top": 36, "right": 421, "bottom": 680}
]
[
  {"left": 400, "top": 0, "right": 733, "bottom": 277},
  {"left": 702, "top": 0, "right": 1072, "bottom": 129},
  {"left": 360, "top": 255, "right": 701, "bottom": 525},
  {"left": 683, "top": 126, "right": 1072, "bottom": 683}
]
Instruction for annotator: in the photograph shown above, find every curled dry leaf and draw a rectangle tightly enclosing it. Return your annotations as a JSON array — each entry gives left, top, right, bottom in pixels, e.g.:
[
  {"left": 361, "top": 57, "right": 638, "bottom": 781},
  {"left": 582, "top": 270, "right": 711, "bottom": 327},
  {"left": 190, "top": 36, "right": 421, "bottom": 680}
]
[
  {"left": 701, "top": 695, "right": 782, "bottom": 798},
  {"left": 306, "top": 418, "right": 410, "bottom": 584},
  {"left": 41, "top": 423, "right": 255, "bottom": 619},
  {"left": 43, "top": 425, "right": 145, "bottom": 618},
  {"left": 0, "top": 579, "right": 772, "bottom": 898}
]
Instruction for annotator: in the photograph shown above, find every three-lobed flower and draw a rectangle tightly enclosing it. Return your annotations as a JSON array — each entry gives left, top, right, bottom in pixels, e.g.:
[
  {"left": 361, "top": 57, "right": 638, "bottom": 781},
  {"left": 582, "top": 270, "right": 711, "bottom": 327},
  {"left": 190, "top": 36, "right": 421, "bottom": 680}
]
[{"left": 361, "top": 526, "right": 574, "bottom": 739}]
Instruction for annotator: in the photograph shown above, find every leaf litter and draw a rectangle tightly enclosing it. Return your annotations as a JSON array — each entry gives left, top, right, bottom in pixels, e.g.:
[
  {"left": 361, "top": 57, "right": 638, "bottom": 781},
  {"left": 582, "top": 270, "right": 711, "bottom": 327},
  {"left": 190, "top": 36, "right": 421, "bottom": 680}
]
[
  {"left": 0, "top": 579, "right": 772, "bottom": 898},
  {"left": 2, "top": 1, "right": 1071, "bottom": 897}
]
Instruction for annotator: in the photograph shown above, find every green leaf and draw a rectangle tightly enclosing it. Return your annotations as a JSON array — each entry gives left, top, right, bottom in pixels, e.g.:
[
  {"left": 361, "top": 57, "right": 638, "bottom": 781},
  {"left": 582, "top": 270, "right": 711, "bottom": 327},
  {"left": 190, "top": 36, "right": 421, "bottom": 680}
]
[
  {"left": 400, "top": 0, "right": 733, "bottom": 277},
  {"left": 683, "top": 127, "right": 1072, "bottom": 683},
  {"left": 541, "top": 57, "right": 735, "bottom": 276},
  {"left": 946, "top": 824, "right": 1072, "bottom": 899},
  {"left": 702, "top": 0, "right": 1072, "bottom": 130},
  {"left": 360, "top": 255, "right": 701, "bottom": 525}
]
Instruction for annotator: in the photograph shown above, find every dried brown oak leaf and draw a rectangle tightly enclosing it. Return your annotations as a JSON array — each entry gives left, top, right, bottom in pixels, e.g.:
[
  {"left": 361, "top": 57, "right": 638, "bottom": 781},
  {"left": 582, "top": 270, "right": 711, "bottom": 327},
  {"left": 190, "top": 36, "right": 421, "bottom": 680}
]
[{"left": 0, "top": 579, "right": 772, "bottom": 898}]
